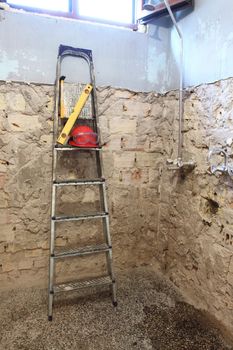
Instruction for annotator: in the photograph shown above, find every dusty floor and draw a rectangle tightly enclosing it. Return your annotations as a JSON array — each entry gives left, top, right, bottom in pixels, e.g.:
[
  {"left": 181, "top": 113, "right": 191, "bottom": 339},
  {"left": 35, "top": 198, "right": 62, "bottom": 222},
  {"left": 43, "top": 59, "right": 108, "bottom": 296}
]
[{"left": 0, "top": 268, "right": 232, "bottom": 350}]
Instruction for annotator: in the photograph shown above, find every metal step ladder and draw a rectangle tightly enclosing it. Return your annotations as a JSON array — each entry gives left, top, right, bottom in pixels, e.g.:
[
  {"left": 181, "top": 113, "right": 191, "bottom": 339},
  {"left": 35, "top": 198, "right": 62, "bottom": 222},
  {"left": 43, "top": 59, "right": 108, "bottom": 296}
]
[{"left": 48, "top": 45, "right": 117, "bottom": 321}]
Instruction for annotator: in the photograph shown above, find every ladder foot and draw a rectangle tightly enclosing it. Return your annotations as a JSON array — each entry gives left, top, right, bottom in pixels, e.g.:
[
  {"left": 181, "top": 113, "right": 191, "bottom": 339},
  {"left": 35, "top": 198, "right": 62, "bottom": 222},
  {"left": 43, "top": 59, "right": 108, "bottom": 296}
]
[
  {"left": 48, "top": 315, "right": 53, "bottom": 321},
  {"left": 112, "top": 301, "right": 118, "bottom": 307}
]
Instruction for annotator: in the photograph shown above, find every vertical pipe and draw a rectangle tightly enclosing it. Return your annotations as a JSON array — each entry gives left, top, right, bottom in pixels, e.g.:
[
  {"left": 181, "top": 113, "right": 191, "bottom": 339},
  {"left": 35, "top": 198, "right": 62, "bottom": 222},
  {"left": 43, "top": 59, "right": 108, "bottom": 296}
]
[{"left": 163, "top": 0, "right": 183, "bottom": 164}]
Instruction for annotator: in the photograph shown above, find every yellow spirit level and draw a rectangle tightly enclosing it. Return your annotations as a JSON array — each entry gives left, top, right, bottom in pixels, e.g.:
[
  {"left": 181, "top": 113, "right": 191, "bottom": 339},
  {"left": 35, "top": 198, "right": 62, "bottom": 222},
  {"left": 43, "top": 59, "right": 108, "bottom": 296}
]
[{"left": 57, "top": 84, "right": 93, "bottom": 145}]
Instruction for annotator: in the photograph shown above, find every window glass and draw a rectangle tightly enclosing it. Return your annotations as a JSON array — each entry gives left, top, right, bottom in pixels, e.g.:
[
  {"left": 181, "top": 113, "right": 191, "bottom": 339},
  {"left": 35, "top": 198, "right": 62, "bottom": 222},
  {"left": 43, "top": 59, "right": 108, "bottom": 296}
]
[
  {"left": 78, "top": 0, "right": 133, "bottom": 24},
  {"left": 7, "top": 0, "right": 135, "bottom": 26},
  {"left": 8, "top": 0, "right": 69, "bottom": 12}
]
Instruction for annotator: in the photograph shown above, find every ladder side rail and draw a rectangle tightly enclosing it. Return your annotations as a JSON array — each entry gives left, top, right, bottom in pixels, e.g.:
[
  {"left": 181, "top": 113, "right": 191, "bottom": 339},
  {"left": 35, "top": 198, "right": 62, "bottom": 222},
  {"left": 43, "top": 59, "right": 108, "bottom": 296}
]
[
  {"left": 53, "top": 57, "right": 62, "bottom": 149},
  {"left": 84, "top": 50, "right": 117, "bottom": 301},
  {"left": 48, "top": 56, "right": 62, "bottom": 320},
  {"left": 102, "top": 184, "right": 116, "bottom": 282}
]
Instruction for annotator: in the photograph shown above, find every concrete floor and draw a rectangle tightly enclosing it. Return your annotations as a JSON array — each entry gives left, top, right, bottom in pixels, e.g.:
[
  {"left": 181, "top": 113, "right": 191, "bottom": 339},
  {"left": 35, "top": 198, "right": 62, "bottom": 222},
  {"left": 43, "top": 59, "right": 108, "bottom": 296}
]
[{"left": 0, "top": 267, "right": 232, "bottom": 350}]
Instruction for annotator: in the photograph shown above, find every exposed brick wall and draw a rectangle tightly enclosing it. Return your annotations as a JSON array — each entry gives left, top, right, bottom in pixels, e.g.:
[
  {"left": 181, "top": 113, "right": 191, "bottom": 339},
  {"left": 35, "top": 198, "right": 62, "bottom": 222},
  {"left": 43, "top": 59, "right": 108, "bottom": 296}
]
[
  {"left": 0, "top": 82, "right": 165, "bottom": 289},
  {"left": 1, "top": 78, "right": 233, "bottom": 335},
  {"left": 157, "top": 78, "right": 233, "bottom": 336}
]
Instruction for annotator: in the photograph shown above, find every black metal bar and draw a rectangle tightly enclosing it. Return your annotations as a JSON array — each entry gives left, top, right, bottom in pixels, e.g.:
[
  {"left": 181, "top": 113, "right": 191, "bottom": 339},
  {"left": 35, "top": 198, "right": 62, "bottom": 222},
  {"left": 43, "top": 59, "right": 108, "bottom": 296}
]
[{"left": 58, "top": 45, "right": 92, "bottom": 60}]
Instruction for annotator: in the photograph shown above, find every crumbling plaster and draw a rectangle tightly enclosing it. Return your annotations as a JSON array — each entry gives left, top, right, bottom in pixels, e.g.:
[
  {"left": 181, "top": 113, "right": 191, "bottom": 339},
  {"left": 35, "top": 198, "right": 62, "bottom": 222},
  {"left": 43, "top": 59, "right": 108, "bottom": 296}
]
[
  {"left": 0, "top": 81, "right": 166, "bottom": 289},
  {"left": 158, "top": 77, "right": 233, "bottom": 336},
  {"left": 1, "top": 77, "right": 233, "bottom": 335}
]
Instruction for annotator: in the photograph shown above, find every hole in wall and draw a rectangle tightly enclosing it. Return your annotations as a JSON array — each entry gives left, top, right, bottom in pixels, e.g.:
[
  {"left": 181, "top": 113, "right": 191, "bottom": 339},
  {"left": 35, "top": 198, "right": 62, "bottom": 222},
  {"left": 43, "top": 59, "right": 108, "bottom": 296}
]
[
  {"left": 207, "top": 198, "right": 219, "bottom": 214},
  {"left": 12, "top": 123, "right": 20, "bottom": 128},
  {"left": 202, "top": 219, "right": 212, "bottom": 227},
  {"left": 180, "top": 171, "right": 186, "bottom": 180},
  {"left": 120, "top": 137, "right": 125, "bottom": 149},
  {"left": 203, "top": 197, "right": 220, "bottom": 215},
  {"left": 220, "top": 224, "right": 224, "bottom": 233},
  {"left": 222, "top": 231, "right": 233, "bottom": 246}
]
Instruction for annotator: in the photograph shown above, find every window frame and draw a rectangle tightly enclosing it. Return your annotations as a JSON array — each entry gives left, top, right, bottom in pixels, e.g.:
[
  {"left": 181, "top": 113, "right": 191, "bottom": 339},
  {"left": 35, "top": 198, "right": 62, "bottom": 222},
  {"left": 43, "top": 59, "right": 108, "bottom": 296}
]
[
  {"left": 138, "top": 0, "right": 194, "bottom": 24},
  {"left": 7, "top": 0, "right": 138, "bottom": 29}
]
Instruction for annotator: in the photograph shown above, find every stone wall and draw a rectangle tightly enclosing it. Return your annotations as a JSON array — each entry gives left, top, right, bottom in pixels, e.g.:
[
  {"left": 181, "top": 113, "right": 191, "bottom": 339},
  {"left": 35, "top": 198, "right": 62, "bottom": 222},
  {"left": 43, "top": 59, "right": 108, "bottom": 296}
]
[
  {"left": 158, "top": 78, "right": 233, "bottom": 336},
  {"left": 0, "top": 82, "right": 54, "bottom": 288},
  {"left": 0, "top": 81, "right": 167, "bottom": 289},
  {"left": 1, "top": 78, "right": 233, "bottom": 336}
]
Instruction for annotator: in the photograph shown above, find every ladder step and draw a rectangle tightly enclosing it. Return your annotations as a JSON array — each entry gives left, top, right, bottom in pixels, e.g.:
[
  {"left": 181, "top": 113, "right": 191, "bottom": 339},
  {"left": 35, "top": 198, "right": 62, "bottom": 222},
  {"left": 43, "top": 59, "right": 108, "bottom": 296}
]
[
  {"left": 53, "top": 179, "right": 105, "bottom": 186},
  {"left": 77, "top": 117, "right": 95, "bottom": 121},
  {"left": 52, "top": 213, "right": 108, "bottom": 222},
  {"left": 55, "top": 145, "right": 102, "bottom": 151},
  {"left": 54, "top": 276, "right": 113, "bottom": 293},
  {"left": 54, "top": 243, "right": 111, "bottom": 259},
  {"left": 62, "top": 117, "right": 96, "bottom": 121}
]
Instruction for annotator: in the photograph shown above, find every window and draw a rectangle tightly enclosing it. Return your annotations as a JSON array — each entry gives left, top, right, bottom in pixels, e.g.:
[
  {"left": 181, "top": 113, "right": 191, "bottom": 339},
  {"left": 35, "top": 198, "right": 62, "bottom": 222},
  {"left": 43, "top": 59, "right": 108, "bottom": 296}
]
[
  {"left": 7, "top": 0, "right": 136, "bottom": 28},
  {"left": 78, "top": 0, "right": 133, "bottom": 25},
  {"left": 8, "top": 0, "right": 70, "bottom": 12}
]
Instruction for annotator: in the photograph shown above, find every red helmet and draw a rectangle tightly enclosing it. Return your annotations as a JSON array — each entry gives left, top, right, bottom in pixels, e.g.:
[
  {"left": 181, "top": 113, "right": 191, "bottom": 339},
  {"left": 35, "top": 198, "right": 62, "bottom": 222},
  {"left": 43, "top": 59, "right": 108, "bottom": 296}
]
[{"left": 68, "top": 125, "right": 98, "bottom": 148}]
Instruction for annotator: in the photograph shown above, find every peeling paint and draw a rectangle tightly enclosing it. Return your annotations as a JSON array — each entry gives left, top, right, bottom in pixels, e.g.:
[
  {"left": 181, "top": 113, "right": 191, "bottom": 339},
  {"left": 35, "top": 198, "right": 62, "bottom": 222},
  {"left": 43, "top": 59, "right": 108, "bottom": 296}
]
[
  {"left": 0, "top": 10, "right": 170, "bottom": 92},
  {"left": 0, "top": 51, "right": 18, "bottom": 80}
]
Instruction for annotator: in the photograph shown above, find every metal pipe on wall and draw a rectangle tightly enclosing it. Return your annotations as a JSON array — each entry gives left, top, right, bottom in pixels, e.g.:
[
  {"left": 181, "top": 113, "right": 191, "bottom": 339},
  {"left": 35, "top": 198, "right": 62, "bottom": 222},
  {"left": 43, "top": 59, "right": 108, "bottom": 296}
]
[
  {"left": 163, "top": 0, "right": 183, "bottom": 165},
  {"left": 143, "top": 0, "right": 195, "bottom": 170}
]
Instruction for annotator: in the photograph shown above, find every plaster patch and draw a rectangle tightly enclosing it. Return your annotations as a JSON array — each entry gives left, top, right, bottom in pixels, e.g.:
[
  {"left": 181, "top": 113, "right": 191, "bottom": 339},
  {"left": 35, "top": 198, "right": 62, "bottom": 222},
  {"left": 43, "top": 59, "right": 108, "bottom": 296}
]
[
  {"left": 0, "top": 51, "right": 18, "bottom": 80},
  {"left": 220, "top": 31, "right": 233, "bottom": 77},
  {"left": 147, "top": 48, "right": 166, "bottom": 87}
]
